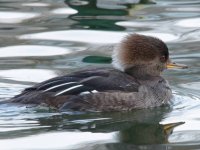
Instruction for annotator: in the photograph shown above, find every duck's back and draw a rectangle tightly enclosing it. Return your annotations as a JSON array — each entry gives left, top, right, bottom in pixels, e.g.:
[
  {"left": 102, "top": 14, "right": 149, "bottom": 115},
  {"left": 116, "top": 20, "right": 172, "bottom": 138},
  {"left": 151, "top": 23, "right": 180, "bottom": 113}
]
[{"left": 10, "top": 68, "right": 142, "bottom": 111}]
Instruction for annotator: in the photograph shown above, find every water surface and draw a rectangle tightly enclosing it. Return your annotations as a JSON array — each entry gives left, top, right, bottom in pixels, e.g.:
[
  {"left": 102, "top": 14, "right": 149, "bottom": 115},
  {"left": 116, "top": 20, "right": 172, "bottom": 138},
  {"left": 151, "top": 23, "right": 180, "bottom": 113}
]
[{"left": 0, "top": 0, "right": 200, "bottom": 149}]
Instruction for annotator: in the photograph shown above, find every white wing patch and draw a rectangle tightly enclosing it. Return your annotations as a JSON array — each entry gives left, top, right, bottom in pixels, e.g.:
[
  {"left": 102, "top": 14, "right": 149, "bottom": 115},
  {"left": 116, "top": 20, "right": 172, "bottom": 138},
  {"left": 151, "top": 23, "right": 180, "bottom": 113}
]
[
  {"left": 38, "top": 80, "right": 66, "bottom": 89},
  {"left": 80, "top": 91, "right": 91, "bottom": 95},
  {"left": 91, "top": 90, "right": 98, "bottom": 93},
  {"left": 55, "top": 85, "right": 83, "bottom": 96},
  {"left": 39, "top": 80, "right": 99, "bottom": 96},
  {"left": 79, "top": 90, "right": 99, "bottom": 95},
  {"left": 43, "top": 82, "right": 77, "bottom": 92}
]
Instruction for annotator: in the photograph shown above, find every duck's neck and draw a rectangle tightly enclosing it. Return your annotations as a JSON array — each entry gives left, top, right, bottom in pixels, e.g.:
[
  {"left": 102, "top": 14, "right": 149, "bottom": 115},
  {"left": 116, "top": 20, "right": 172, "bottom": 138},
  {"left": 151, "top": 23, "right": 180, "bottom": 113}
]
[{"left": 124, "top": 65, "right": 161, "bottom": 79}]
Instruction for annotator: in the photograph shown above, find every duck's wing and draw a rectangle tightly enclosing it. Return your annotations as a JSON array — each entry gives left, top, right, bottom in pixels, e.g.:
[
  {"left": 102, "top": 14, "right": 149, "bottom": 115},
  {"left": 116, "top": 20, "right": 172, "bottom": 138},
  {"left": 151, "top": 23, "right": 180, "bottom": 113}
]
[
  {"left": 11, "top": 68, "right": 140, "bottom": 106},
  {"left": 23, "top": 68, "right": 140, "bottom": 95}
]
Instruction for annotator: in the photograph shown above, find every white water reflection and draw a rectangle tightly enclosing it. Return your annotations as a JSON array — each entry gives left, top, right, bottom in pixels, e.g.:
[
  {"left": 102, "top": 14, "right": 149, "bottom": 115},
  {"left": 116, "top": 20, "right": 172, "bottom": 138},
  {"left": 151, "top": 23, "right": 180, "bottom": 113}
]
[
  {"left": 22, "top": 3, "right": 50, "bottom": 7},
  {"left": 169, "top": 130, "right": 200, "bottom": 144},
  {"left": 0, "top": 69, "right": 57, "bottom": 82},
  {"left": 116, "top": 21, "right": 157, "bottom": 27},
  {"left": 161, "top": 94, "right": 200, "bottom": 132},
  {"left": 0, "top": 131, "right": 117, "bottom": 150},
  {"left": 166, "top": 7, "right": 200, "bottom": 12},
  {"left": 19, "top": 30, "right": 179, "bottom": 44},
  {"left": 52, "top": 8, "right": 78, "bottom": 15},
  {"left": 0, "top": 12, "right": 39, "bottom": 24},
  {"left": 0, "top": 45, "right": 72, "bottom": 57},
  {"left": 175, "top": 18, "right": 200, "bottom": 28},
  {"left": 0, "top": 0, "right": 199, "bottom": 149},
  {"left": 19, "top": 30, "right": 126, "bottom": 44}
]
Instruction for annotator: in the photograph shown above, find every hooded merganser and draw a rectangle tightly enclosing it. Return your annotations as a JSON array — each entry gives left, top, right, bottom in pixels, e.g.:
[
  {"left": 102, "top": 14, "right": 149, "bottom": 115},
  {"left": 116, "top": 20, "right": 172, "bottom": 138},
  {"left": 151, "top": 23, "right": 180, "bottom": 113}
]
[{"left": 9, "top": 34, "right": 187, "bottom": 112}]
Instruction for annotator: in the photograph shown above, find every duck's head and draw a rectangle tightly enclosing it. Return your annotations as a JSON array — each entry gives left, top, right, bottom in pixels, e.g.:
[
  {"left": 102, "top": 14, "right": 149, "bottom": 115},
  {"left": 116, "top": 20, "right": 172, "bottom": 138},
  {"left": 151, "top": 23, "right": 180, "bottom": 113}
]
[{"left": 112, "top": 34, "right": 187, "bottom": 77}]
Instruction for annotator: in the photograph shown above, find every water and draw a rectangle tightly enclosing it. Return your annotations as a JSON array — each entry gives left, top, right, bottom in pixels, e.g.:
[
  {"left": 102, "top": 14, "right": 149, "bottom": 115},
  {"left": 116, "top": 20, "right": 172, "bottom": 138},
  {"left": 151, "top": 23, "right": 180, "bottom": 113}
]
[{"left": 0, "top": 0, "right": 199, "bottom": 149}]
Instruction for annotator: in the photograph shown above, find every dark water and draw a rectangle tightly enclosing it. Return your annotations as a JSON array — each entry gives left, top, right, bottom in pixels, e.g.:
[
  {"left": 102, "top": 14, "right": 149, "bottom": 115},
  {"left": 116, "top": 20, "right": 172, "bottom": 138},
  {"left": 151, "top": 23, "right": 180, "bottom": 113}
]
[{"left": 0, "top": 0, "right": 200, "bottom": 149}]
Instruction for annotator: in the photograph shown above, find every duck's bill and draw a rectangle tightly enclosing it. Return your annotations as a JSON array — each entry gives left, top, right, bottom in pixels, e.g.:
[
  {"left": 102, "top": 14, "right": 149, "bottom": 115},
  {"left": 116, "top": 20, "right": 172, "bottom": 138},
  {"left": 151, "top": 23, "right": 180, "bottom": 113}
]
[{"left": 167, "top": 62, "right": 188, "bottom": 69}]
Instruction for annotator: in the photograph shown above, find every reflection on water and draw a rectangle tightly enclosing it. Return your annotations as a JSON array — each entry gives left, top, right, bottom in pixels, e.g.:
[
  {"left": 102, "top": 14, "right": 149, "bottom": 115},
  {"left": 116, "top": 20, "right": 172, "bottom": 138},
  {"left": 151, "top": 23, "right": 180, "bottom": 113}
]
[
  {"left": 0, "top": 12, "right": 39, "bottom": 24},
  {"left": 0, "top": 0, "right": 200, "bottom": 149},
  {"left": 0, "top": 69, "right": 57, "bottom": 83},
  {"left": 0, "top": 131, "right": 116, "bottom": 150},
  {"left": 19, "top": 30, "right": 179, "bottom": 44},
  {"left": 0, "top": 45, "right": 71, "bottom": 57}
]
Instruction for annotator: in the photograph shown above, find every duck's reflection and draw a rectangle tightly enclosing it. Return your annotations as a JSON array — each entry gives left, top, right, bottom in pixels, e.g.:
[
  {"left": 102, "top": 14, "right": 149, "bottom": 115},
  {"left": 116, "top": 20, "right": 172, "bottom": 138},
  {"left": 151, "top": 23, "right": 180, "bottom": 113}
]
[
  {"left": 117, "top": 122, "right": 184, "bottom": 145},
  {"left": 64, "top": 0, "right": 127, "bottom": 30},
  {"left": 37, "top": 107, "right": 183, "bottom": 144},
  {"left": 0, "top": 105, "right": 184, "bottom": 149},
  {"left": 64, "top": 0, "right": 155, "bottom": 31}
]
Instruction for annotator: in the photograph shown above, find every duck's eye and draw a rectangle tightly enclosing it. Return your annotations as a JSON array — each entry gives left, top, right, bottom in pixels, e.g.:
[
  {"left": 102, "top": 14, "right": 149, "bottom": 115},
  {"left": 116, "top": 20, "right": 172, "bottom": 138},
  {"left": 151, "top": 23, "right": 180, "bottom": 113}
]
[{"left": 160, "top": 55, "right": 166, "bottom": 62}]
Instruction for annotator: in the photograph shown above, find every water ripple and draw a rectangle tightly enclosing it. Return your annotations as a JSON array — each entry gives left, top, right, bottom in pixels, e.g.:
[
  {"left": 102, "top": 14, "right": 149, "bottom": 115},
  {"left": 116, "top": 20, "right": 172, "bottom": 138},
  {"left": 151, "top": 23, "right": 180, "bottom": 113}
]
[
  {"left": 0, "top": 12, "right": 40, "bottom": 24},
  {"left": 0, "top": 45, "right": 72, "bottom": 57},
  {"left": 175, "top": 18, "right": 200, "bottom": 28},
  {"left": 0, "top": 69, "right": 57, "bottom": 82},
  {"left": 19, "top": 30, "right": 179, "bottom": 44}
]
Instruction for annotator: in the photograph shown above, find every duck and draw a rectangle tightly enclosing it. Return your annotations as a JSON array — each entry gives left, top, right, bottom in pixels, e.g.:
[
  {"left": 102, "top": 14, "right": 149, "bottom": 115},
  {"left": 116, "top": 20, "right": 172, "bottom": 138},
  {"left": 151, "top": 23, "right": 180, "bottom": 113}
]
[{"left": 9, "top": 34, "right": 187, "bottom": 112}]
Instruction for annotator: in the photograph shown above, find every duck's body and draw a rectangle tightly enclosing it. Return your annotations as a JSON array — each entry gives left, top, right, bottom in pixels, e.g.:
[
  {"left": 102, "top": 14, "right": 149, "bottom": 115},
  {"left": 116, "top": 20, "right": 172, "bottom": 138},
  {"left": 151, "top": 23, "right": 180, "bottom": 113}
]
[
  {"left": 9, "top": 34, "right": 186, "bottom": 112},
  {"left": 11, "top": 68, "right": 171, "bottom": 111}
]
